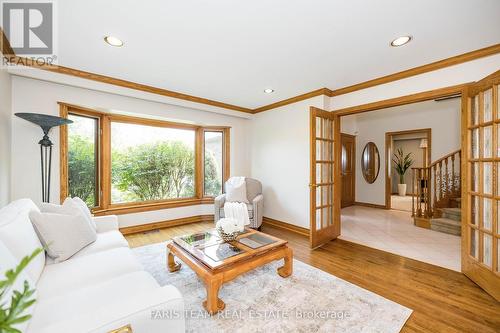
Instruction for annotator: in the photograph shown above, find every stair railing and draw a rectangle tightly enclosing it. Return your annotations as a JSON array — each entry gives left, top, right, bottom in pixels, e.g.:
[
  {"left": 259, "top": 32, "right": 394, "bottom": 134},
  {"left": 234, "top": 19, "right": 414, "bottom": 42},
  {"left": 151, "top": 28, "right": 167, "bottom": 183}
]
[{"left": 411, "top": 149, "right": 461, "bottom": 219}]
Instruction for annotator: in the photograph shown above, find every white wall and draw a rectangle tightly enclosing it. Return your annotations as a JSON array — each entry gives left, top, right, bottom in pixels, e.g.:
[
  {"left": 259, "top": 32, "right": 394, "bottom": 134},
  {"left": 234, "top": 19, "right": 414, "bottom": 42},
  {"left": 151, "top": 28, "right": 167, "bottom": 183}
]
[
  {"left": 10, "top": 76, "right": 251, "bottom": 227},
  {"left": 250, "top": 96, "right": 327, "bottom": 228},
  {"left": 342, "top": 98, "right": 461, "bottom": 206},
  {"left": 0, "top": 52, "right": 12, "bottom": 208}
]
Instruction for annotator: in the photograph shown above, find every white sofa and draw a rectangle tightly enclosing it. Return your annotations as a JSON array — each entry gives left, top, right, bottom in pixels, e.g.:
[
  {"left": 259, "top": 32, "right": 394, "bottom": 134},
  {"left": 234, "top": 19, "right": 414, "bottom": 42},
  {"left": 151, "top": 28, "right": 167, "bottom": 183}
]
[{"left": 0, "top": 199, "right": 185, "bottom": 333}]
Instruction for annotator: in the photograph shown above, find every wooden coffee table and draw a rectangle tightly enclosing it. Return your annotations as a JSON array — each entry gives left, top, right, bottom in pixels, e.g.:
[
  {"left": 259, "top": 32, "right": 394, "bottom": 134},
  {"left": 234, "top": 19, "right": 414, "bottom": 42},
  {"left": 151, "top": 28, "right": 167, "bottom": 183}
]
[{"left": 167, "top": 228, "right": 293, "bottom": 314}]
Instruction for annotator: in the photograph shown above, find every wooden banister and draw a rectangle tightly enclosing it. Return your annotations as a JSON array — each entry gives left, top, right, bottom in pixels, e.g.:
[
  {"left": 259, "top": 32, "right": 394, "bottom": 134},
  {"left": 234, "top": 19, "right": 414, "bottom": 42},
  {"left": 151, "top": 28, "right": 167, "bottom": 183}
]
[
  {"left": 411, "top": 149, "right": 461, "bottom": 220},
  {"left": 428, "top": 149, "right": 461, "bottom": 169}
]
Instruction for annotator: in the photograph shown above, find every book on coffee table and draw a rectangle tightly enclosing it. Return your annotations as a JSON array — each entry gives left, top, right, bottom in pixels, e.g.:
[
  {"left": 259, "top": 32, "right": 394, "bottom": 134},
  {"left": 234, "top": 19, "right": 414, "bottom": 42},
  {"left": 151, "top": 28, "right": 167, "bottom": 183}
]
[{"left": 238, "top": 233, "right": 277, "bottom": 249}]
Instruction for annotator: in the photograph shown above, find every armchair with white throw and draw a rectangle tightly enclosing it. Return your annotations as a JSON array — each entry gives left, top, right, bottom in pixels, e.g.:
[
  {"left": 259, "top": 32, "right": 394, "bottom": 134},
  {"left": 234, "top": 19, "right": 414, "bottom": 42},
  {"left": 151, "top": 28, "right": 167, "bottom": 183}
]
[{"left": 214, "top": 177, "right": 263, "bottom": 229}]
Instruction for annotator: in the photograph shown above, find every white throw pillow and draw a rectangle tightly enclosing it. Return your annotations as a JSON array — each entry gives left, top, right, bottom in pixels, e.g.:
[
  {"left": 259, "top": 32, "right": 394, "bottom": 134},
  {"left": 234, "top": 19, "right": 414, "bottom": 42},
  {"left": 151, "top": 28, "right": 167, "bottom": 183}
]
[
  {"left": 29, "top": 211, "right": 97, "bottom": 263},
  {"left": 226, "top": 180, "right": 249, "bottom": 203},
  {"left": 72, "top": 197, "right": 94, "bottom": 223},
  {"left": 40, "top": 197, "right": 97, "bottom": 231}
]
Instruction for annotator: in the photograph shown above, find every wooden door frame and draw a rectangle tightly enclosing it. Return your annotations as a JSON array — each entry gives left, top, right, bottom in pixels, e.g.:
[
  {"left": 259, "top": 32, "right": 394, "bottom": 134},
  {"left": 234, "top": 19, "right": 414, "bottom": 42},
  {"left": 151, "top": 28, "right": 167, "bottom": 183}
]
[
  {"left": 385, "top": 128, "right": 432, "bottom": 209},
  {"left": 333, "top": 83, "right": 468, "bottom": 263},
  {"left": 341, "top": 133, "right": 356, "bottom": 208}
]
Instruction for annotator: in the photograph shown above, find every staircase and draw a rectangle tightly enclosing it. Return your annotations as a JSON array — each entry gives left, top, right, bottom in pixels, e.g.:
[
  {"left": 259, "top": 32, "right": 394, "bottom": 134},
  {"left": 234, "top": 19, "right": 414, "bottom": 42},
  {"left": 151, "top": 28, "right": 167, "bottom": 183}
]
[
  {"left": 431, "top": 207, "right": 461, "bottom": 236},
  {"left": 411, "top": 149, "right": 462, "bottom": 236}
]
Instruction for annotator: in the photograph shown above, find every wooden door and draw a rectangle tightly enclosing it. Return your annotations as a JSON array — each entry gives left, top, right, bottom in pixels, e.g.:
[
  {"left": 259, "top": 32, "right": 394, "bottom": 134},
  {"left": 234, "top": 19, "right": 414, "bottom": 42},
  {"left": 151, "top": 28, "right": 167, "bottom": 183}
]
[
  {"left": 309, "top": 107, "right": 340, "bottom": 248},
  {"left": 341, "top": 133, "right": 356, "bottom": 207},
  {"left": 463, "top": 70, "right": 500, "bottom": 301}
]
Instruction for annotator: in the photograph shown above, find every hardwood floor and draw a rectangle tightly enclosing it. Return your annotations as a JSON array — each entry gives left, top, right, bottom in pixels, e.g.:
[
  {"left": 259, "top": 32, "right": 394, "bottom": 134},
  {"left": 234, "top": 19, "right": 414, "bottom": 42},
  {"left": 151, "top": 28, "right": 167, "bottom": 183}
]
[{"left": 125, "top": 222, "right": 500, "bottom": 333}]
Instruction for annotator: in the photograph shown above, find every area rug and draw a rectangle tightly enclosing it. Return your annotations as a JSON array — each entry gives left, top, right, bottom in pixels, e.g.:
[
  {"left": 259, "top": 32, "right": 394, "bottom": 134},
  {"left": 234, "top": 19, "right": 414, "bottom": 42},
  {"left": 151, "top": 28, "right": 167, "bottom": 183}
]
[{"left": 132, "top": 242, "right": 412, "bottom": 333}]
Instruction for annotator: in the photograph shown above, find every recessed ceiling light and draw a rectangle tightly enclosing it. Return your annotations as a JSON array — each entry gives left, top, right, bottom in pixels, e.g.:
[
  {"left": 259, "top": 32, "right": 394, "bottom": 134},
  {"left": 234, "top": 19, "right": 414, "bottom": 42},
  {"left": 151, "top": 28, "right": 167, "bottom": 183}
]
[
  {"left": 390, "top": 36, "right": 412, "bottom": 47},
  {"left": 104, "top": 36, "right": 124, "bottom": 47},
  {"left": 264, "top": 88, "right": 274, "bottom": 94}
]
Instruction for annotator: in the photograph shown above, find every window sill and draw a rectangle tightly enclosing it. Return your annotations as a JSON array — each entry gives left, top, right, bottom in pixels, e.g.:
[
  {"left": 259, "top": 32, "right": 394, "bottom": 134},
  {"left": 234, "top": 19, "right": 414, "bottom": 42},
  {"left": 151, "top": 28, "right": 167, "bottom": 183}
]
[{"left": 93, "top": 197, "right": 215, "bottom": 216}]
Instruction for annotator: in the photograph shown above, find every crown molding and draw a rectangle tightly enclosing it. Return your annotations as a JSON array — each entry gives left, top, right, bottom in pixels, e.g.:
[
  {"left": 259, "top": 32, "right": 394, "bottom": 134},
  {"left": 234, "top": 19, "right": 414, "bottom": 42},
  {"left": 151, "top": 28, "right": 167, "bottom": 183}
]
[
  {"left": 253, "top": 43, "right": 500, "bottom": 113},
  {"left": 252, "top": 88, "right": 331, "bottom": 113},
  {"left": 3, "top": 26, "right": 499, "bottom": 115},
  {"left": 333, "top": 83, "right": 471, "bottom": 117},
  {"left": 7, "top": 56, "right": 254, "bottom": 113},
  {"left": 328, "top": 43, "right": 500, "bottom": 96},
  {"left": 0, "top": 28, "right": 253, "bottom": 114}
]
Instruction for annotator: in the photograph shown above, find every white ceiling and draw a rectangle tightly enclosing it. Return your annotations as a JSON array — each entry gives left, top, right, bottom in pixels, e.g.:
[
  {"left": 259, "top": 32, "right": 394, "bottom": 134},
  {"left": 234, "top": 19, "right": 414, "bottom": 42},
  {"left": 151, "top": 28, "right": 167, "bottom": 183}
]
[{"left": 56, "top": 0, "right": 500, "bottom": 109}]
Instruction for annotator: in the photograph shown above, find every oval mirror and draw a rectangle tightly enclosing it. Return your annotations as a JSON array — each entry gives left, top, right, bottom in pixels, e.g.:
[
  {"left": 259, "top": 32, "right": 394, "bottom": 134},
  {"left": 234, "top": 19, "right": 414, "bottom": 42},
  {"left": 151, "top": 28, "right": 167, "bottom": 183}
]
[{"left": 361, "top": 142, "right": 380, "bottom": 184}]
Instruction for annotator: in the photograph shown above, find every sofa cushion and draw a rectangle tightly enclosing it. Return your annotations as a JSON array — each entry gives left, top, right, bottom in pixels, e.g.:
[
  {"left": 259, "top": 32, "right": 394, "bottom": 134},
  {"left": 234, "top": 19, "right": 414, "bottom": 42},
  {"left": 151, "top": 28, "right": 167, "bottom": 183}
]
[
  {"left": 29, "top": 211, "right": 97, "bottom": 263},
  {"left": 0, "top": 199, "right": 45, "bottom": 283},
  {"left": 93, "top": 215, "right": 119, "bottom": 233},
  {"left": 72, "top": 230, "right": 129, "bottom": 259},
  {"left": 219, "top": 205, "right": 254, "bottom": 219},
  {"left": 36, "top": 247, "right": 143, "bottom": 299},
  {"left": 28, "top": 271, "right": 160, "bottom": 333},
  {"left": 45, "top": 230, "right": 128, "bottom": 264}
]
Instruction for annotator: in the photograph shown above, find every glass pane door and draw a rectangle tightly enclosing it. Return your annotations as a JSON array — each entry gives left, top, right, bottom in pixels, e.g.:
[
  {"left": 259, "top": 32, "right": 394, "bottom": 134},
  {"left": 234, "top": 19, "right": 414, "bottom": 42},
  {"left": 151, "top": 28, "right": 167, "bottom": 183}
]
[
  {"left": 310, "top": 107, "right": 339, "bottom": 248},
  {"left": 464, "top": 73, "right": 500, "bottom": 301}
]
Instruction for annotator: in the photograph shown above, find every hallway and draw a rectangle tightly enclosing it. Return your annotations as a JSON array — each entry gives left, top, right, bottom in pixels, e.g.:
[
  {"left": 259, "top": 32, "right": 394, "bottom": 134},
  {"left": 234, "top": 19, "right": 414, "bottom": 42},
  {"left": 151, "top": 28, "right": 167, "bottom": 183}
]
[{"left": 339, "top": 205, "right": 460, "bottom": 271}]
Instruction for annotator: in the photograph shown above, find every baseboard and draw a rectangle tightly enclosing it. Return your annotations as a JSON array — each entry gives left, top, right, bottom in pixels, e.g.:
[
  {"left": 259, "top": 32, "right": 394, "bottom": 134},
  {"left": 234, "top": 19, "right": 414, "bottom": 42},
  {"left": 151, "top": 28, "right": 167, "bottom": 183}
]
[
  {"left": 353, "top": 201, "right": 387, "bottom": 209},
  {"left": 262, "top": 216, "right": 309, "bottom": 236},
  {"left": 119, "top": 214, "right": 214, "bottom": 235}
]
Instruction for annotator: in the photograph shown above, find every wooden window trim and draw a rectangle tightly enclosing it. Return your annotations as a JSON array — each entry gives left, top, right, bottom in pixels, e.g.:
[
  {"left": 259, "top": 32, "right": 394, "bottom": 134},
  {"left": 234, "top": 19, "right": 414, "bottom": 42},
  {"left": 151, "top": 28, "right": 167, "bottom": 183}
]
[
  {"left": 59, "top": 102, "right": 230, "bottom": 215},
  {"left": 201, "top": 127, "right": 231, "bottom": 198}
]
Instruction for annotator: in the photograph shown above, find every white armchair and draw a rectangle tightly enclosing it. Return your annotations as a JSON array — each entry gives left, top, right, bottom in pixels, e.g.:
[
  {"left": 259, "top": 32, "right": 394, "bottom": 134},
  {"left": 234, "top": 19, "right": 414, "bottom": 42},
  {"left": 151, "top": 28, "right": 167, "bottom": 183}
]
[{"left": 214, "top": 177, "right": 263, "bottom": 229}]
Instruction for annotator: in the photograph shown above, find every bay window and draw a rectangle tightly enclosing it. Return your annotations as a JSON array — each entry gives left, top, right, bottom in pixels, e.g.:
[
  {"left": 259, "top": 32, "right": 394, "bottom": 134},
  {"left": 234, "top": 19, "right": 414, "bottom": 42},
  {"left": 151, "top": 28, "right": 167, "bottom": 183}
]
[{"left": 59, "top": 103, "right": 230, "bottom": 214}]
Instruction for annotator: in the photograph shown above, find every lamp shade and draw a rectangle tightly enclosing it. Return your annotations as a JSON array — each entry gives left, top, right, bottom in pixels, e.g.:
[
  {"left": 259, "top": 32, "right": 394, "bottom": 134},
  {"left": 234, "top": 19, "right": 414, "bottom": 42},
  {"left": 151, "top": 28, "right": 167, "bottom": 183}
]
[{"left": 15, "top": 113, "right": 73, "bottom": 135}]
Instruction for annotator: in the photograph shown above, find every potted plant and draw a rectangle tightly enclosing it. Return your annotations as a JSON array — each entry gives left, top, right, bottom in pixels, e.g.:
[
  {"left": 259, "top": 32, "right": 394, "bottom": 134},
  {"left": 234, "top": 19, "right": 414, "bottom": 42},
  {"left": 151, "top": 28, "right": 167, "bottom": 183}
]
[
  {"left": 393, "top": 148, "right": 414, "bottom": 196},
  {"left": 1, "top": 248, "right": 42, "bottom": 333}
]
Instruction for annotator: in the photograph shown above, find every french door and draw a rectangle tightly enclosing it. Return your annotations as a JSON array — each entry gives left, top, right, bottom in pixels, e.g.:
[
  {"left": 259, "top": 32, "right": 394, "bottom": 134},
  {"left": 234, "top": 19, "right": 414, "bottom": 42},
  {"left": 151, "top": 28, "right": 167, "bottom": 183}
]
[
  {"left": 464, "top": 70, "right": 500, "bottom": 301},
  {"left": 341, "top": 133, "right": 356, "bottom": 208},
  {"left": 309, "top": 107, "right": 340, "bottom": 248}
]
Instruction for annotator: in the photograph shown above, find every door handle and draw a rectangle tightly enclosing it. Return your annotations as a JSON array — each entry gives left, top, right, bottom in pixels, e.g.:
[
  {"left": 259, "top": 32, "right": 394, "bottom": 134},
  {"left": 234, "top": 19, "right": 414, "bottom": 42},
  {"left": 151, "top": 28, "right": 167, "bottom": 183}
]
[{"left": 309, "top": 184, "right": 318, "bottom": 188}]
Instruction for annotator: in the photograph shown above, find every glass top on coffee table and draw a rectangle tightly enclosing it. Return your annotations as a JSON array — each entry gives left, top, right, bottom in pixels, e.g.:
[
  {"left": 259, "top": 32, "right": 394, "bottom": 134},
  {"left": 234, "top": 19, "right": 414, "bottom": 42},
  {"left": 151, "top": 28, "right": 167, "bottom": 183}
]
[{"left": 172, "top": 228, "right": 286, "bottom": 269}]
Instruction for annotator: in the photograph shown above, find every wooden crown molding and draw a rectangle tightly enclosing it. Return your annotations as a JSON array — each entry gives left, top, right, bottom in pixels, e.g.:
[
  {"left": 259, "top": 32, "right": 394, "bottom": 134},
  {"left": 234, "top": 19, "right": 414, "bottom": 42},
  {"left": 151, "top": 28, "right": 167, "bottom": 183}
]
[
  {"left": 2, "top": 26, "right": 499, "bottom": 115},
  {"left": 328, "top": 43, "right": 500, "bottom": 96},
  {"left": 0, "top": 28, "right": 252, "bottom": 114},
  {"left": 333, "top": 83, "right": 470, "bottom": 116},
  {"left": 0, "top": 28, "right": 14, "bottom": 56},
  {"left": 252, "top": 43, "right": 500, "bottom": 113},
  {"left": 252, "top": 88, "right": 331, "bottom": 113}
]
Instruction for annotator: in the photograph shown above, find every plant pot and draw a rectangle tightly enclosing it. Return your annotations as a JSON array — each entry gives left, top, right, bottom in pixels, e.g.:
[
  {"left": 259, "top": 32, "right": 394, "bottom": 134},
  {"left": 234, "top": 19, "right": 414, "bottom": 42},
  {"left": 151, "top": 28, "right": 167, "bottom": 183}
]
[{"left": 398, "top": 184, "right": 407, "bottom": 196}]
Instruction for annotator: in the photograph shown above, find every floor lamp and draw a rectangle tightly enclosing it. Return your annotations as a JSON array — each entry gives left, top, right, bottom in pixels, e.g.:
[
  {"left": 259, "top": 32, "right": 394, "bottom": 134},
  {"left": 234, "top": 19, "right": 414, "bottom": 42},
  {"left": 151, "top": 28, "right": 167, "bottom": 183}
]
[{"left": 15, "top": 113, "right": 73, "bottom": 203}]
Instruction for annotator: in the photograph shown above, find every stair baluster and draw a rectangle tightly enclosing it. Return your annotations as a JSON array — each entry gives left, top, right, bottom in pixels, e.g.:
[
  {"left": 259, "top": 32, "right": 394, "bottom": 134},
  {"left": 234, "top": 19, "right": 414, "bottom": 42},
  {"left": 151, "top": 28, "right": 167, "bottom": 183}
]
[
  {"left": 433, "top": 164, "right": 437, "bottom": 215},
  {"left": 411, "top": 149, "right": 461, "bottom": 226},
  {"left": 451, "top": 154, "right": 456, "bottom": 195},
  {"left": 411, "top": 168, "right": 415, "bottom": 217}
]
